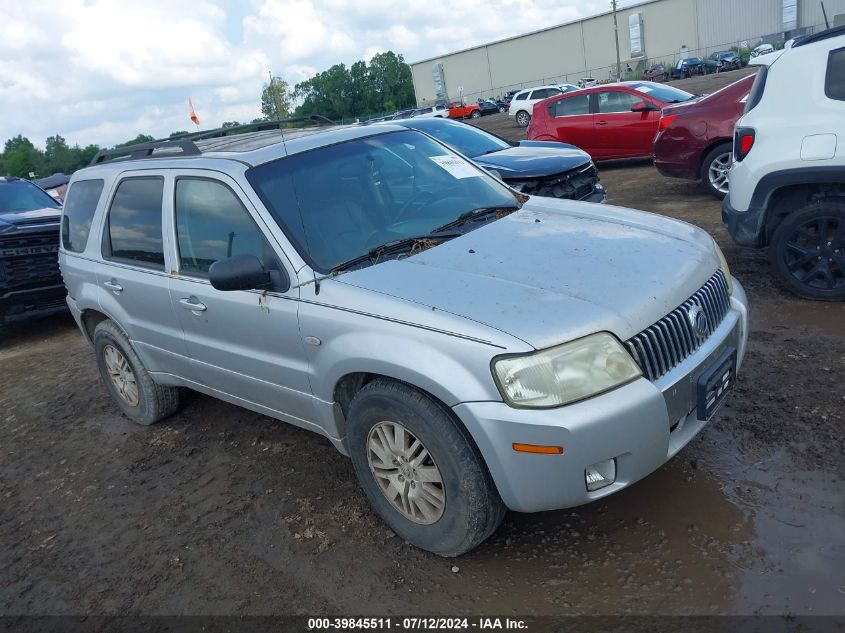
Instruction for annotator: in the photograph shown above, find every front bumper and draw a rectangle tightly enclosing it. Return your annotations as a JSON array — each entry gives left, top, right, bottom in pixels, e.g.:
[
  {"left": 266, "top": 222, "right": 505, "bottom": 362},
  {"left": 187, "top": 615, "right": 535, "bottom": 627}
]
[
  {"left": 455, "top": 279, "right": 749, "bottom": 513},
  {"left": 722, "top": 193, "right": 765, "bottom": 247},
  {"left": 0, "top": 282, "right": 67, "bottom": 325}
]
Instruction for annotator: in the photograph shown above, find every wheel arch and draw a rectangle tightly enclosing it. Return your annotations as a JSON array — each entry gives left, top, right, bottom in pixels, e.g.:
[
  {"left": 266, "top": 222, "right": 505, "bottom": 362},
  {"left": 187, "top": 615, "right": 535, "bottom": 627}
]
[{"left": 698, "top": 138, "right": 733, "bottom": 173}]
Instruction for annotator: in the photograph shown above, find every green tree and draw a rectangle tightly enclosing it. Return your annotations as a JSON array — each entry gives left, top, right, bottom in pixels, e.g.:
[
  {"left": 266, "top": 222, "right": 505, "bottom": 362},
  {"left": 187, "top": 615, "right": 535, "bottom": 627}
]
[
  {"left": 261, "top": 76, "right": 292, "bottom": 120},
  {"left": 2, "top": 135, "right": 44, "bottom": 177},
  {"left": 44, "top": 135, "right": 74, "bottom": 174},
  {"left": 115, "top": 134, "right": 154, "bottom": 148},
  {"left": 368, "top": 51, "right": 415, "bottom": 112},
  {"left": 169, "top": 130, "right": 189, "bottom": 138},
  {"left": 221, "top": 121, "right": 242, "bottom": 128}
]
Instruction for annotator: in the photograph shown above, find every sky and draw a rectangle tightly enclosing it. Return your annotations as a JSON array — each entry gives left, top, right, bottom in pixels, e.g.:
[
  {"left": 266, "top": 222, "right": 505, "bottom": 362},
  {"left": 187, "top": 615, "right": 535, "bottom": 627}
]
[{"left": 1, "top": 0, "right": 638, "bottom": 149}]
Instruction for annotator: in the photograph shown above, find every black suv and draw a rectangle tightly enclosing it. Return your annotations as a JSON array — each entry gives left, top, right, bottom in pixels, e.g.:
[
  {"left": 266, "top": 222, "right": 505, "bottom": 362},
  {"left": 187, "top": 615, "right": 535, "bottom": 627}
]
[{"left": 0, "top": 177, "right": 65, "bottom": 328}]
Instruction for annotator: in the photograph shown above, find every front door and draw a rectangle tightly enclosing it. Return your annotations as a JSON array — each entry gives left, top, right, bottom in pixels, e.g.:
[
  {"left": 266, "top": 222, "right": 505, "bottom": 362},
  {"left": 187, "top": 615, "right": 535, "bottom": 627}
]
[
  {"left": 593, "top": 89, "right": 660, "bottom": 158},
  {"left": 545, "top": 93, "right": 595, "bottom": 153},
  {"left": 165, "top": 172, "right": 316, "bottom": 425}
]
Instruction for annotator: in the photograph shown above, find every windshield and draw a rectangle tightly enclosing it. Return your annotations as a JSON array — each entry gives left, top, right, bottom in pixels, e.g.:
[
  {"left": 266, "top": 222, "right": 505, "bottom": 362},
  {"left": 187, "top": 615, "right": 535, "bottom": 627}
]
[
  {"left": 247, "top": 130, "right": 518, "bottom": 273},
  {"left": 0, "top": 180, "right": 61, "bottom": 214},
  {"left": 412, "top": 122, "right": 510, "bottom": 158},
  {"left": 628, "top": 82, "right": 695, "bottom": 103}
]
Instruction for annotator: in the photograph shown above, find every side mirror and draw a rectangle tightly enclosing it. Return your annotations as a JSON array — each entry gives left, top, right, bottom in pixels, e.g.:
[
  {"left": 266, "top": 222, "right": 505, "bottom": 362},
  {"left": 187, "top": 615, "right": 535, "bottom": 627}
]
[
  {"left": 631, "top": 101, "right": 657, "bottom": 112},
  {"left": 209, "top": 254, "right": 271, "bottom": 291}
]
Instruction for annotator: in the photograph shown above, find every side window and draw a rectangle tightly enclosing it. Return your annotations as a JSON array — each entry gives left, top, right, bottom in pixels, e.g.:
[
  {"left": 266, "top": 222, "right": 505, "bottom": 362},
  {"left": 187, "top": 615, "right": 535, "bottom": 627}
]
[
  {"left": 529, "top": 89, "right": 546, "bottom": 100},
  {"left": 550, "top": 94, "right": 590, "bottom": 117},
  {"left": 103, "top": 177, "right": 164, "bottom": 269},
  {"left": 515, "top": 92, "right": 528, "bottom": 101},
  {"left": 825, "top": 47, "right": 845, "bottom": 101},
  {"left": 597, "top": 90, "right": 642, "bottom": 113},
  {"left": 61, "top": 179, "right": 104, "bottom": 253},
  {"left": 175, "top": 178, "right": 270, "bottom": 276},
  {"left": 547, "top": 88, "right": 562, "bottom": 97}
]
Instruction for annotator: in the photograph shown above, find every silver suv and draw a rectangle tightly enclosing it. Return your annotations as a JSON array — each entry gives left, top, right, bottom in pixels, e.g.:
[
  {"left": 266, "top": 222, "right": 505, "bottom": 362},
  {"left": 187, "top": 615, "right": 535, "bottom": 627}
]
[{"left": 60, "top": 118, "right": 749, "bottom": 556}]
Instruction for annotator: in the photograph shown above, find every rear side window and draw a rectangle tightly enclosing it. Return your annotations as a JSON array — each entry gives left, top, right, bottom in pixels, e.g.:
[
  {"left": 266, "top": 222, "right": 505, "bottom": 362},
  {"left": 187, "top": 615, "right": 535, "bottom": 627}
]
[
  {"left": 103, "top": 177, "right": 165, "bottom": 269},
  {"left": 515, "top": 92, "right": 528, "bottom": 101},
  {"left": 174, "top": 178, "right": 269, "bottom": 275},
  {"left": 745, "top": 66, "right": 768, "bottom": 112},
  {"left": 825, "top": 47, "right": 845, "bottom": 101},
  {"left": 550, "top": 94, "right": 590, "bottom": 117},
  {"left": 61, "top": 179, "right": 104, "bottom": 253}
]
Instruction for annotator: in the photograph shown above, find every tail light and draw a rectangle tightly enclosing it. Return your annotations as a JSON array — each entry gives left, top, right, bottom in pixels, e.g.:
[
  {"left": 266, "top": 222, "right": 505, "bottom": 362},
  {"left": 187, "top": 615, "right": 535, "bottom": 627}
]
[
  {"left": 734, "top": 127, "right": 755, "bottom": 161},
  {"left": 658, "top": 114, "right": 677, "bottom": 131}
]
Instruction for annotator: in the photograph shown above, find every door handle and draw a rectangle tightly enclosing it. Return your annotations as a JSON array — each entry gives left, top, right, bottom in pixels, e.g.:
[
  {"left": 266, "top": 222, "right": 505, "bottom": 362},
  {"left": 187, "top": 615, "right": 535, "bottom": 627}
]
[
  {"left": 179, "top": 297, "right": 207, "bottom": 312},
  {"left": 596, "top": 120, "right": 609, "bottom": 126},
  {"left": 103, "top": 280, "right": 123, "bottom": 293}
]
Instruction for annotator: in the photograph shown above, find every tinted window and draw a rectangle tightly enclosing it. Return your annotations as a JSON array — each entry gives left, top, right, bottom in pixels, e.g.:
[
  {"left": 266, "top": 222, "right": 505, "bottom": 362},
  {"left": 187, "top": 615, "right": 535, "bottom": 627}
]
[
  {"left": 550, "top": 94, "right": 590, "bottom": 117},
  {"left": 61, "top": 179, "right": 104, "bottom": 253},
  {"left": 247, "top": 130, "right": 517, "bottom": 272},
  {"left": 745, "top": 66, "right": 768, "bottom": 112},
  {"left": 597, "top": 90, "right": 642, "bottom": 113},
  {"left": 825, "top": 47, "right": 845, "bottom": 101},
  {"left": 0, "top": 180, "right": 60, "bottom": 214},
  {"left": 410, "top": 121, "right": 510, "bottom": 157},
  {"left": 104, "top": 177, "right": 164, "bottom": 269},
  {"left": 531, "top": 88, "right": 554, "bottom": 99},
  {"left": 515, "top": 92, "right": 528, "bottom": 101},
  {"left": 175, "top": 178, "right": 270, "bottom": 276},
  {"left": 626, "top": 82, "right": 695, "bottom": 103}
]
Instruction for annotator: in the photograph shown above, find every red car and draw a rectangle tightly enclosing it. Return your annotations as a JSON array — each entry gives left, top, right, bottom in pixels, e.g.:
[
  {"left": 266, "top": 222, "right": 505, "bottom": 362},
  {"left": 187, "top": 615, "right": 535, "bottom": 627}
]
[
  {"left": 527, "top": 82, "right": 696, "bottom": 160},
  {"left": 653, "top": 73, "right": 755, "bottom": 198}
]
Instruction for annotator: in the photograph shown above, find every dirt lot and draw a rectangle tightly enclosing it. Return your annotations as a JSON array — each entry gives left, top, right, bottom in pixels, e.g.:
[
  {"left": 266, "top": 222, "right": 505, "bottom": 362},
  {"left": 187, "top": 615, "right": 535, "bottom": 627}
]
[{"left": 2, "top": 69, "right": 843, "bottom": 617}]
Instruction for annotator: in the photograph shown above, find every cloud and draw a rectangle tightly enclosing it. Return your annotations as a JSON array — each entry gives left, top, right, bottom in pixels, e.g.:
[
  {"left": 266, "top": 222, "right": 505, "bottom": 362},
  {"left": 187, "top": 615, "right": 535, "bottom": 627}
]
[{"left": 0, "top": 0, "right": 599, "bottom": 151}]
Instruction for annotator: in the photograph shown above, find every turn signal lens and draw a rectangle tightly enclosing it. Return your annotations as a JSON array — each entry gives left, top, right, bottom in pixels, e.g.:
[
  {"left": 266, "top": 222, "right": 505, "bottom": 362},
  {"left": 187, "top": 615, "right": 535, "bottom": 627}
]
[
  {"left": 512, "top": 443, "right": 564, "bottom": 455},
  {"left": 658, "top": 114, "right": 677, "bottom": 131}
]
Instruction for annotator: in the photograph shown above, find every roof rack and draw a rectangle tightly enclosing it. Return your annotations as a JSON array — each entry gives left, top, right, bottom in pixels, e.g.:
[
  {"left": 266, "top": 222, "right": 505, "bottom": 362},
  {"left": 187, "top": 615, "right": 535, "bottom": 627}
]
[
  {"left": 89, "top": 115, "right": 336, "bottom": 166},
  {"left": 793, "top": 24, "right": 845, "bottom": 47}
]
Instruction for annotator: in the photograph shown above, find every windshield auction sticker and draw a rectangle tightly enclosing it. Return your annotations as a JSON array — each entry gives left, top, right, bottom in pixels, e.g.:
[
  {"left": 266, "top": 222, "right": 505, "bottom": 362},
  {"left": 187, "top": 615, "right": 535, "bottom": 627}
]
[{"left": 429, "top": 155, "right": 481, "bottom": 179}]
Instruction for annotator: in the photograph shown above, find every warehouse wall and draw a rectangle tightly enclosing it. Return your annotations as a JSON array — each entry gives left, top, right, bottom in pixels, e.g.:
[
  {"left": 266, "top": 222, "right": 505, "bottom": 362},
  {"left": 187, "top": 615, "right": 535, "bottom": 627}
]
[
  {"left": 800, "top": 0, "right": 845, "bottom": 30},
  {"left": 696, "top": 0, "right": 781, "bottom": 51}
]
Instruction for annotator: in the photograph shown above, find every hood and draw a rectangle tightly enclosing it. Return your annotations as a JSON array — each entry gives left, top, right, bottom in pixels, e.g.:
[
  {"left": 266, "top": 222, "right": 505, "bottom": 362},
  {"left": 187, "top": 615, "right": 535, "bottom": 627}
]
[
  {"left": 336, "top": 198, "right": 719, "bottom": 349},
  {"left": 473, "top": 144, "right": 591, "bottom": 179},
  {"left": 0, "top": 207, "right": 62, "bottom": 234}
]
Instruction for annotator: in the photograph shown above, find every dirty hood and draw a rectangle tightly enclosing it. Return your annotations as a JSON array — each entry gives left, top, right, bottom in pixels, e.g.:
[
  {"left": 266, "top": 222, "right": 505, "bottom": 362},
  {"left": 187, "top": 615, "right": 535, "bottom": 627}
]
[{"left": 337, "top": 198, "right": 720, "bottom": 349}]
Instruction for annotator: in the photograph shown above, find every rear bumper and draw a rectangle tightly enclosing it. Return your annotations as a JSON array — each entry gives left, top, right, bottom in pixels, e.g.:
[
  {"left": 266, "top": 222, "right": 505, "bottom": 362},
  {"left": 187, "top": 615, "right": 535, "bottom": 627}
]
[
  {"left": 722, "top": 192, "right": 765, "bottom": 247},
  {"left": 654, "top": 159, "right": 698, "bottom": 181},
  {"left": 455, "top": 280, "right": 748, "bottom": 513},
  {"left": 0, "top": 282, "right": 67, "bottom": 325}
]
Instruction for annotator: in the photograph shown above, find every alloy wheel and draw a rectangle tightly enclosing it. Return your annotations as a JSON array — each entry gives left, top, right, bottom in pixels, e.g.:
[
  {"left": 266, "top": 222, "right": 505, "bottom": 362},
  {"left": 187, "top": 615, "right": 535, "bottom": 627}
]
[
  {"left": 103, "top": 344, "right": 139, "bottom": 406},
  {"left": 708, "top": 152, "right": 732, "bottom": 195},
  {"left": 516, "top": 111, "right": 530, "bottom": 127},
  {"left": 783, "top": 216, "right": 845, "bottom": 291},
  {"left": 366, "top": 421, "right": 445, "bottom": 525}
]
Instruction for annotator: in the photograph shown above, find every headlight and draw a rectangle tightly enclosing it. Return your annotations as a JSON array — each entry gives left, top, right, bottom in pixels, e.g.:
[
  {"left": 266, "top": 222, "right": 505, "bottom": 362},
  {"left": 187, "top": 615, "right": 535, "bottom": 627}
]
[
  {"left": 492, "top": 332, "right": 642, "bottom": 408},
  {"left": 712, "top": 240, "right": 733, "bottom": 295}
]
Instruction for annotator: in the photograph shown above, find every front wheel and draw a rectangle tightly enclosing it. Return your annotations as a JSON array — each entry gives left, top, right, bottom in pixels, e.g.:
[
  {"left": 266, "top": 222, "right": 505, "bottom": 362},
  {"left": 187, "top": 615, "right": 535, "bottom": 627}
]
[
  {"left": 470, "top": 110, "right": 481, "bottom": 119},
  {"left": 700, "top": 143, "right": 732, "bottom": 199},
  {"left": 499, "top": 106, "right": 506, "bottom": 113},
  {"left": 769, "top": 200, "right": 845, "bottom": 301},
  {"left": 515, "top": 110, "right": 530, "bottom": 127},
  {"left": 347, "top": 379, "right": 505, "bottom": 556}
]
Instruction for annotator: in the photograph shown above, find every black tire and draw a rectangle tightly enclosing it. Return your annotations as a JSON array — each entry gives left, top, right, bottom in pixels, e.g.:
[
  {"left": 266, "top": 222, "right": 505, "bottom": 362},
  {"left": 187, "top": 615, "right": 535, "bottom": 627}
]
[
  {"left": 470, "top": 110, "right": 481, "bottom": 119},
  {"left": 93, "top": 319, "right": 179, "bottom": 425},
  {"left": 700, "top": 143, "right": 732, "bottom": 199},
  {"left": 347, "top": 379, "right": 506, "bottom": 557},
  {"left": 769, "top": 200, "right": 845, "bottom": 301},
  {"left": 515, "top": 110, "right": 530, "bottom": 127}
]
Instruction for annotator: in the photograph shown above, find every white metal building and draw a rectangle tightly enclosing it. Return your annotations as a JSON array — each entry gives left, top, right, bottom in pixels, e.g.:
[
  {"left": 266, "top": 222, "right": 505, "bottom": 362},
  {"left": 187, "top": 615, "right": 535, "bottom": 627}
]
[{"left": 410, "top": 0, "right": 845, "bottom": 104}]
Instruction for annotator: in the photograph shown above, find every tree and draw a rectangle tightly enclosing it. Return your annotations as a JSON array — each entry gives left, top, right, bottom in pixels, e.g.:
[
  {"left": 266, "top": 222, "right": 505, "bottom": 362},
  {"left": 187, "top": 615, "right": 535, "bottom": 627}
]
[
  {"left": 169, "top": 130, "right": 189, "bottom": 138},
  {"left": 2, "top": 135, "right": 43, "bottom": 177},
  {"left": 44, "top": 135, "right": 74, "bottom": 174},
  {"left": 221, "top": 121, "right": 242, "bottom": 128},
  {"left": 261, "top": 76, "right": 292, "bottom": 120},
  {"left": 368, "top": 51, "right": 415, "bottom": 112},
  {"left": 115, "top": 134, "right": 154, "bottom": 148}
]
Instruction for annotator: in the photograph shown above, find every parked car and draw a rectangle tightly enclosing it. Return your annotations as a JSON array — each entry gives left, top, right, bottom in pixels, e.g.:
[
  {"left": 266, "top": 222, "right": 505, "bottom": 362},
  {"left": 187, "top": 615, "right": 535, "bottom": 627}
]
[
  {"left": 710, "top": 51, "right": 743, "bottom": 71},
  {"left": 392, "top": 117, "right": 606, "bottom": 202},
  {"left": 671, "top": 57, "right": 704, "bottom": 79},
  {"left": 502, "top": 89, "right": 520, "bottom": 104},
  {"left": 723, "top": 25, "right": 845, "bottom": 301},
  {"left": 448, "top": 100, "right": 481, "bottom": 119},
  {"left": 528, "top": 81, "right": 696, "bottom": 160},
  {"left": 750, "top": 43, "right": 775, "bottom": 58},
  {"left": 477, "top": 100, "right": 500, "bottom": 116},
  {"left": 33, "top": 172, "right": 70, "bottom": 202},
  {"left": 643, "top": 64, "right": 669, "bottom": 82},
  {"left": 509, "top": 84, "right": 579, "bottom": 127},
  {"left": 578, "top": 77, "right": 598, "bottom": 88},
  {"left": 60, "top": 118, "right": 747, "bottom": 556},
  {"left": 653, "top": 73, "right": 756, "bottom": 198},
  {"left": 0, "top": 177, "right": 66, "bottom": 329},
  {"left": 412, "top": 104, "right": 449, "bottom": 119}
]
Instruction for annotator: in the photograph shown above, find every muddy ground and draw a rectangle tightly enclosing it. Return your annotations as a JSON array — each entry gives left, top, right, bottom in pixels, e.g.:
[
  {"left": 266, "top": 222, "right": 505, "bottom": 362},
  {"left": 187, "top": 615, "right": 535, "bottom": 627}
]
[{"left": 2, "top": 69, "right": 843, "bottom": 617}]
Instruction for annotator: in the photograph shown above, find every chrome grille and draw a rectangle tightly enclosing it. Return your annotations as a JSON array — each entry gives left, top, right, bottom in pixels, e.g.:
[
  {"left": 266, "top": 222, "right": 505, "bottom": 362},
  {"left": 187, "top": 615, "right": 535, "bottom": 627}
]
[{"left": 625, "top": 270, "right": 732, "bottom": 381}]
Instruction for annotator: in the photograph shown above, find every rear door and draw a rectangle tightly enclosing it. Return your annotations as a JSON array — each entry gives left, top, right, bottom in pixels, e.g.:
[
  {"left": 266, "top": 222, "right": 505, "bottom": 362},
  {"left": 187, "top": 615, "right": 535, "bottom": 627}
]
[
  {"left": 593, "top": 88, "right": 661, "bottom": 158},
  {"left": 165, "top": 171, "right": 315, "bottom": 424},
  {"left": 544, "top": 92, "right": 595, "bottom": 154}
]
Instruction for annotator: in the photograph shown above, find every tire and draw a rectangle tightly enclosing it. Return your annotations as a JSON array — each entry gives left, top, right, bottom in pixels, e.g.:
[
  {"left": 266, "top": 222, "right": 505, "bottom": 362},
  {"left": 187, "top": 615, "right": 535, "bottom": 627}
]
[
  {"left": 93, "top": 319, "right": 179, "bottom": 425},
  {"left": 700, "top": 143, "right": 732, "bottom": 199},
  {"left": 347, "top": 378, "right": 506, "bottom": 557},
  {"left": 769, "top": 200, "right": 845, "bottom": 301},
  {"left": 515, "top": 110, "right": 530, "bottom": 127},
  {"left": 499, "top": 106, "right": 506, "bottom": 113},
  {"left": 470, "top": 110, "right": 481, "bottom": 119}
]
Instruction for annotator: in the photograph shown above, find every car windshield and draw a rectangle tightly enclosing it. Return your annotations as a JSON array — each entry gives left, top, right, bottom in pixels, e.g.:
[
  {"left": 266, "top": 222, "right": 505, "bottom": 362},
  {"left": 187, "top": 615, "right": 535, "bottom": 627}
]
[
  {"left": 247, "top": 130, "right": 519, "bottom": 273},
  {"left": 412, "top": 122, "right": 510, "bottom": 158},
  {"left": 0, "top": 180, "right": 61, "bottom": 214},
  {"left": 628, "top": 82, "right": 696, "bottom": 103}
]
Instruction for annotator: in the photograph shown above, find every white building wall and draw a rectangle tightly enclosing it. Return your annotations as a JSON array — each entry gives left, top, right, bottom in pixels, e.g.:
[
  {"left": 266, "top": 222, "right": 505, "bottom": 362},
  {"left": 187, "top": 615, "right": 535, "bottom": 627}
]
[{"left": 799, "top": 0, "right": 845, "bottom": 30}]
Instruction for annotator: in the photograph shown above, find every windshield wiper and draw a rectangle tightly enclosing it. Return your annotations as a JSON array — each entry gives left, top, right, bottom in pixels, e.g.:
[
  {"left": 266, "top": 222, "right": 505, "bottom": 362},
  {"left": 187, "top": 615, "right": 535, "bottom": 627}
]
[
  {"left": 432, "top": 205, "right": 519, "bottom": 233},
  {"left": 330, "top": 231, "right": 462, "bottom": 274}
]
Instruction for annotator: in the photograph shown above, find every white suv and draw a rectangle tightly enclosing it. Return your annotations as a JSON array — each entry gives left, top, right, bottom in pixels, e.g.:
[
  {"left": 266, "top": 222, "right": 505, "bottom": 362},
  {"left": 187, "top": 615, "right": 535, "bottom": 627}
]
[
  {"left": 509, "top": 84, "right": 579, "bottom": 127},
  {"left": 723, "top": 25, "right": 845, "bottom": 301},
  {"left": 413, "top": 104, "right": 449, "bottom": 118}
]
